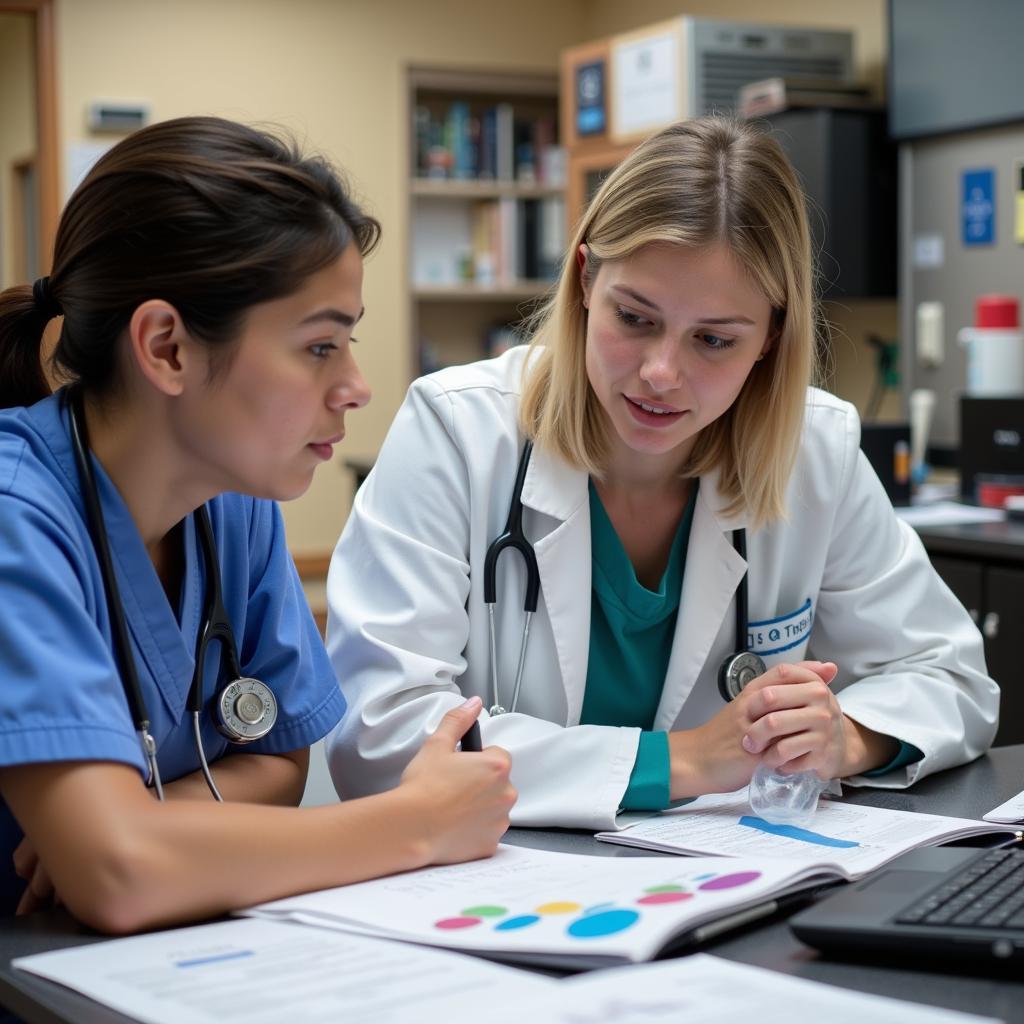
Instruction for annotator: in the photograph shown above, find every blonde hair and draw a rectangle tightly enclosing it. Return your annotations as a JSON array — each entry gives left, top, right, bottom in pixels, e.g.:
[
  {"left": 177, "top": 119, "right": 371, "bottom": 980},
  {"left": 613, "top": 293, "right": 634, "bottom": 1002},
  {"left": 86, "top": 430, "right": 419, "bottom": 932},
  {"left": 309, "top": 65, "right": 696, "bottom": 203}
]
[{"left": 519, "top": 116, "right": 819, "bottom": 528}]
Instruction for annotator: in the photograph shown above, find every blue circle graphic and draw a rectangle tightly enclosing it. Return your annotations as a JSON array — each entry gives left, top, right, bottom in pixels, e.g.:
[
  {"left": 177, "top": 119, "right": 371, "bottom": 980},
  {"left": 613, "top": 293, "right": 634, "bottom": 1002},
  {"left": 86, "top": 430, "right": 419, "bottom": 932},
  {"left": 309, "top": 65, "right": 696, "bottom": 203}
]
[
  {"left": 567, "top": 909, "right": 640, "bottom": 939},
  {"left": 494, "top": 914, "right": 541, "bottom": 931}
]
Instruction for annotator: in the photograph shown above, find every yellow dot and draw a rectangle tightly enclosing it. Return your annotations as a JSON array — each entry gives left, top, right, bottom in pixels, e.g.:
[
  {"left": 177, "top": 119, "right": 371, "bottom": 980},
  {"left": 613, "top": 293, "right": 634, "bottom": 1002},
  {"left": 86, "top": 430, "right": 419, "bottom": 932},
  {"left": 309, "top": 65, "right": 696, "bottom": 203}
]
[{"left": 535, "top": 901, "right": 582, "bottom": 915}]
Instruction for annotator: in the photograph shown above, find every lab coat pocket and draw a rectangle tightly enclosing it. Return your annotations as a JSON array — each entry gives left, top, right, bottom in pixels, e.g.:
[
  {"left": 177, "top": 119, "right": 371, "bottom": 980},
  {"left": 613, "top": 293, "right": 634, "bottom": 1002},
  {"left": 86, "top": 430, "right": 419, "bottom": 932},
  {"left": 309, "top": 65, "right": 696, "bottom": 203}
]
[{"left": 746, "top": 598, "right": 813, "bottom": 668}]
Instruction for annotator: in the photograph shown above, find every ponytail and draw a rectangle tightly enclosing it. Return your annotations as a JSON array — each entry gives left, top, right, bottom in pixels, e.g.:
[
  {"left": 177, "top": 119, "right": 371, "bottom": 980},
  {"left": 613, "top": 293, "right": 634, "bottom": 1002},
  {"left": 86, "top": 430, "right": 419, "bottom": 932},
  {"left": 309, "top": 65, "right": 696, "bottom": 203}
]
[{"left": 0, "top": 282, "right": 58, "bottom": 409}]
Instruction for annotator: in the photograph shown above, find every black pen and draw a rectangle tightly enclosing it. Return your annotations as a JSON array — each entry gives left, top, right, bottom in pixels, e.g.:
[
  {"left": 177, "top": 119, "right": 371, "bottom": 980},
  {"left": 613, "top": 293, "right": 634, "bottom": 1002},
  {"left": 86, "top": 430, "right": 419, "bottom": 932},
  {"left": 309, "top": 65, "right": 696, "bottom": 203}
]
[{"left": 461, "top": 720, "right": 483, "bottom": 752}]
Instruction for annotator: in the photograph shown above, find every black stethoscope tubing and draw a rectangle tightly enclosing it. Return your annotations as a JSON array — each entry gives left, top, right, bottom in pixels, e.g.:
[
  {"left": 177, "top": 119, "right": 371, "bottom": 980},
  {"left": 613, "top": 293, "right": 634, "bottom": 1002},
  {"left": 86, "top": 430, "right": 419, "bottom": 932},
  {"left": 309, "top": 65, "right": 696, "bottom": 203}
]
[
  {"left": 67, "top": 392, "right": 276, "bottom": 801},
  {"left": 483, "top": 440, "right": 765, "bottom": 714},
  {"left": 483, "top": 440, "right": 539, "bottom": 715},
  {"left": 68, "top": 392, "right": 164, "bottom": 796}
]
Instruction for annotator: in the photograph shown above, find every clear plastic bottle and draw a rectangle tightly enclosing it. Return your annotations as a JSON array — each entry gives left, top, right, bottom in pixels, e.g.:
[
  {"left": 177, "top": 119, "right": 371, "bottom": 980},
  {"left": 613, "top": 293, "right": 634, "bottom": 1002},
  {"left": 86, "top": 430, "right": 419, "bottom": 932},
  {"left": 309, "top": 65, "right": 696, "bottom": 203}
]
[{"left": 748, "top": 764, "right": 828, "bottom": 828}]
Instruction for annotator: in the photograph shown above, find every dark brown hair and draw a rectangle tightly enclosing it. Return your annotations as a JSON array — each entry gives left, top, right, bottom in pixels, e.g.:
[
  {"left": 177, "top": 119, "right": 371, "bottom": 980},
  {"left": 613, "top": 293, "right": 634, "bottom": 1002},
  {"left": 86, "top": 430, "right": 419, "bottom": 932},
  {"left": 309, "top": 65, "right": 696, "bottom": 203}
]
[{"left": 0, "top": 116, "right": 381, "bottom": 408}]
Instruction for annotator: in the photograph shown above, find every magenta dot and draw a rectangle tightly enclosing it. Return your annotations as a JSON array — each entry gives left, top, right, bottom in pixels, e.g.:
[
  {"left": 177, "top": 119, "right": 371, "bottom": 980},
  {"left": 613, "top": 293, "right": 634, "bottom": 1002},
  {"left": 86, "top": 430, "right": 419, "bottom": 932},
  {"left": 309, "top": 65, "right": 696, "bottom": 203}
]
[
  {"left": 637, "top": 891, "right": 693, "bottom": 905},
  {"left": 699, "top": 871, "right": 761, "bottom": 891},
  {"left": 434, "top": 916, "right": 482, "bottom": 930}
]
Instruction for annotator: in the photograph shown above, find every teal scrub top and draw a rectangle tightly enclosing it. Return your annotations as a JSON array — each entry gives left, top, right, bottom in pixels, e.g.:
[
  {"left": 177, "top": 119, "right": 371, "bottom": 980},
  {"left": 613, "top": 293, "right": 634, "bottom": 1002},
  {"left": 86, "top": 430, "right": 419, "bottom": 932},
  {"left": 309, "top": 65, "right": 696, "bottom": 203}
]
[
  {"left": 581, "top": 480, "right": 697, "bottom": 810},
  {"left": 581, "top": 480, "right": 921, "bottom": 810}
]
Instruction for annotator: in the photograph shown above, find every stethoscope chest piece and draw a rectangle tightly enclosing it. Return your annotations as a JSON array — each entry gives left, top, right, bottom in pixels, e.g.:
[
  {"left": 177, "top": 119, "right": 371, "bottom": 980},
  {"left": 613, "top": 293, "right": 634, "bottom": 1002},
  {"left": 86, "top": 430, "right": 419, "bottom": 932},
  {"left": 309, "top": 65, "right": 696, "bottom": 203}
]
[
  {"left": 717, "top": 651, "right": 767, "bottom": 702},
  {"left": 215, "top": 677, "right": 278, "bottom": 743}
]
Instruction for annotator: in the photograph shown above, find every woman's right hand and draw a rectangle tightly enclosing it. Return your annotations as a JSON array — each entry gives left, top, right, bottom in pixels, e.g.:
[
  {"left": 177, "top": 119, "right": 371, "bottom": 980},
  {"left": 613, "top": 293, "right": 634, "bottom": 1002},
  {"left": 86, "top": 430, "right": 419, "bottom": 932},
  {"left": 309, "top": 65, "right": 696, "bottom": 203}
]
[
  {"left": 398, "top": 697, "right": 516, "bottom": 865},
  {"left": 667, "top": 661, "right": 838, "bottom": 799}
]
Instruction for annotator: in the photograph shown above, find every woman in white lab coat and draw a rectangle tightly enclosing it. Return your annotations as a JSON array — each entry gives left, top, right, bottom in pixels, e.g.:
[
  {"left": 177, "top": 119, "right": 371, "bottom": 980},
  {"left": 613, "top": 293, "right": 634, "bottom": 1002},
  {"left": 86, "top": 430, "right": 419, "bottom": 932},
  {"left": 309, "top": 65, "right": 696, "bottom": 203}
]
[{"left": 326, "top": 117, "right": 998, "bottom": 830}]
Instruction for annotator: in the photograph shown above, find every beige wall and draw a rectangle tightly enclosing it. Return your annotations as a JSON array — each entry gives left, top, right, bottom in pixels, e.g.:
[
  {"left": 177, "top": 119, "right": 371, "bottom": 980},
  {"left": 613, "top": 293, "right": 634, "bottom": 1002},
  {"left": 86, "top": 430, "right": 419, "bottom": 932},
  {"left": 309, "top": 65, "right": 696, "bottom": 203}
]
[
  {"left": 0, "top": 13, "right": 36, "bottom": 289},
  {"left": 55, "top": 0, "right": 588, "bottom": 554},
  {"left": 49, "top": 0, "right": 897, "bottom": 556},
  {"left": 823, "top": 299, "right": 902, "bottom": 422}
]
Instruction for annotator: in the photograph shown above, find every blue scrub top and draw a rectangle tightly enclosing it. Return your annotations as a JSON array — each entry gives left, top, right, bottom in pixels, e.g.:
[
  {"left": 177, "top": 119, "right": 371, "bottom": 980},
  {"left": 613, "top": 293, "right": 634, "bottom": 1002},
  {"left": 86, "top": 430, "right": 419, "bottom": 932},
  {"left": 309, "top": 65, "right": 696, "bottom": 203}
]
[{"left": 0, "top": 392, "right": 347, "bottom": 914}]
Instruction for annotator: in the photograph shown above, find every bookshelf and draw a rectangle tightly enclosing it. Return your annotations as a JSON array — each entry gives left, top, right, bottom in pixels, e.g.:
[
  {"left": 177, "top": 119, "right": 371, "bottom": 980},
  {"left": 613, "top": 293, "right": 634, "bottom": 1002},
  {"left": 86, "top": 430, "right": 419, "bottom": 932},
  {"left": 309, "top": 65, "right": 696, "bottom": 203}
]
[{"left": 407, "top": 67, "right": 566, "bottom": 375}]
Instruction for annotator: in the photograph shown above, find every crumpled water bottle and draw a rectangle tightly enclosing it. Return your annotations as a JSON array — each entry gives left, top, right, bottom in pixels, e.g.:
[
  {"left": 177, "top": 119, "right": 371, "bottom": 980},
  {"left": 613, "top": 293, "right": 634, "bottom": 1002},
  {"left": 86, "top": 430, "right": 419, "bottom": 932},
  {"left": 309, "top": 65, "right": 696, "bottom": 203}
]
[{"left": 748, "top": 764, "right": 828, "bottom": 828}]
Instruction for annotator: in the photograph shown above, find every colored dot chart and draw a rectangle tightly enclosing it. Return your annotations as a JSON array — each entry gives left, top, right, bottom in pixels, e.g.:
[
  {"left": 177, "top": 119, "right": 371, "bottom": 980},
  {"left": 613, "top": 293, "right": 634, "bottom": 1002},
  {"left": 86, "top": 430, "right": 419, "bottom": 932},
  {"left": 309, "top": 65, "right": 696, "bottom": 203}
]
[{"left": 433, "top": 869, "right": 762, "bottom": 940}]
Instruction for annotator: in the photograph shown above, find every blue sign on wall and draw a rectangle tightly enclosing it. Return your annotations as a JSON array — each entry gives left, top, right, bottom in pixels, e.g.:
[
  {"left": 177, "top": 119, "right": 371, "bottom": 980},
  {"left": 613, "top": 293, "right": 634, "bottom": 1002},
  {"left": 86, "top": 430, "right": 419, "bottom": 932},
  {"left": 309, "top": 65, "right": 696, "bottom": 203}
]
[
  {"left": 575, "top": 60, "right": 606, "bottom": 137},
  {"left": 962, "top": 169, "right": 996, "bottom": 246}
]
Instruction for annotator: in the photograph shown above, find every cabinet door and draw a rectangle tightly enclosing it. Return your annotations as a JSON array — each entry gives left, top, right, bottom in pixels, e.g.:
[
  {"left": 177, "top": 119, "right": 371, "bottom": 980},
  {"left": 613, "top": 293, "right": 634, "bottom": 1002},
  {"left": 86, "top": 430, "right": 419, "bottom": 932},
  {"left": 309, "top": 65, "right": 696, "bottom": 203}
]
[
  {"left": 984, "top": 566, "right": 1024, "bottom": 747},
  {"left": 928, "top": 556, "right": 983, "bottom": 626}
]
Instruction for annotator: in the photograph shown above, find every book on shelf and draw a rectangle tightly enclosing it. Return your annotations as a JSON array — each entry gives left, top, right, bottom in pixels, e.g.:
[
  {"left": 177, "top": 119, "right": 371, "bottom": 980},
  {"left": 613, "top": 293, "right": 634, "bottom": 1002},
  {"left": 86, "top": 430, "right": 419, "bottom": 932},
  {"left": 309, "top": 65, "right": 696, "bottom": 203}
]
[
  {"left": 596, "top": 790, "right": 1016, "bottom": 880},
  {"left": 414, "top": 100, "right": 564, "bottom": 186},
  {"left": 467, "top": 196, "right": 565, "bottom": 285}
]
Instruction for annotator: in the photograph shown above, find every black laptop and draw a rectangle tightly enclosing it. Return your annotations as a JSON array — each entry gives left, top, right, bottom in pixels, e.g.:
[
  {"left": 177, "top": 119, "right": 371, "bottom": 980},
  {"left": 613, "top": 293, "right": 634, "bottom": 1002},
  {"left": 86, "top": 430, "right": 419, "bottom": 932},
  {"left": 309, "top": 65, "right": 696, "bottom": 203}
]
[{"left": 790, "top": 845, "right": 1024, "bottom": 964}]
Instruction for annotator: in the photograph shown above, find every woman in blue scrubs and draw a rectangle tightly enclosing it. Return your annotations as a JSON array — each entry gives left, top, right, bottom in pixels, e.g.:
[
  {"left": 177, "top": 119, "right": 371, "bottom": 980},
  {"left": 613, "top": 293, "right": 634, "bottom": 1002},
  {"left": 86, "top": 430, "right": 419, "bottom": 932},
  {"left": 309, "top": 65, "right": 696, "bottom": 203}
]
[{"left": 0, "top": 116, "right": 513, "bottom": 933}]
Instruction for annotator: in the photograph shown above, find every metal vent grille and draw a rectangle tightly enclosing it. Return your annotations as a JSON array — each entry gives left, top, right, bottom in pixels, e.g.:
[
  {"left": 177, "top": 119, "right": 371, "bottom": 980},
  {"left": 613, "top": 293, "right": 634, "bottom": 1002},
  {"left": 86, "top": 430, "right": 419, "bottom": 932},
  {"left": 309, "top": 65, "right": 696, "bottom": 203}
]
[{"left": 699, "top": 53, "right": 847, "bottom": 114}]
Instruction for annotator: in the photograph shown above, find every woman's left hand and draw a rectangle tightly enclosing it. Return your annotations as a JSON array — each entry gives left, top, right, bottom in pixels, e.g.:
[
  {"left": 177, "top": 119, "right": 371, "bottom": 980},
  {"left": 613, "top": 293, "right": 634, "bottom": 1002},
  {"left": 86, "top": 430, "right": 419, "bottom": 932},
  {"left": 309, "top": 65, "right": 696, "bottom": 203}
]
[
  {"left": 739, "top": 661, "right": 847, "bottom": 780},
  {"left": 13, "top": 835, "right": 58, "bottom": 915}
]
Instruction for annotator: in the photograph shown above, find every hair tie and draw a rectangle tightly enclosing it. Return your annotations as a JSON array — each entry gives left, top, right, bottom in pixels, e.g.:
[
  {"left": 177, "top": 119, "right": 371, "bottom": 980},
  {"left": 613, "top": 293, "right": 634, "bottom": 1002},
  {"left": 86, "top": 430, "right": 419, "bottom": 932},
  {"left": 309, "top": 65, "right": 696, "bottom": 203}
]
[{"left": 32, "top": 276, "right": 63, "bottom": 321}]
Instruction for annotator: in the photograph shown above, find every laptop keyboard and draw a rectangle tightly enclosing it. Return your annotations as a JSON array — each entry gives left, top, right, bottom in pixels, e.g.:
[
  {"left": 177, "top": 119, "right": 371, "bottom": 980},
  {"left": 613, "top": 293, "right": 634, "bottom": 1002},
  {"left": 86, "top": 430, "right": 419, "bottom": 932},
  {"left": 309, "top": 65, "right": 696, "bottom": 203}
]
[{"left": 895, "top": 848, "right": 1024, "bottom": 930}]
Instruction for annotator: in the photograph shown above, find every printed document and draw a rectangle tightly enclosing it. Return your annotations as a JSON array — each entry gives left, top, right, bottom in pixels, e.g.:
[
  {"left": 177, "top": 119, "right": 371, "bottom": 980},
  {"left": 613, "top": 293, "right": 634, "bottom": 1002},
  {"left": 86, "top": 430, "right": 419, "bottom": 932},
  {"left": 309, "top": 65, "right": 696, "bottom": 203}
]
[
  {"left": 596, "top": 790, "right": 1012, "bottom": 879},
  {"left": 243, "top": 843, "right": 832, "bottom": 967},
  {"left": 984, "top": 788, "right": 1024, "bottom": 823},
  {"left": 14, "top": 927, "right": 999, "bottom": 1024},
  {"left": 500, "top": 954, "right": 1000, "bottom": 1024},
  {"left": 13, "top": 918, "right": 551, "bottom": 1024}
]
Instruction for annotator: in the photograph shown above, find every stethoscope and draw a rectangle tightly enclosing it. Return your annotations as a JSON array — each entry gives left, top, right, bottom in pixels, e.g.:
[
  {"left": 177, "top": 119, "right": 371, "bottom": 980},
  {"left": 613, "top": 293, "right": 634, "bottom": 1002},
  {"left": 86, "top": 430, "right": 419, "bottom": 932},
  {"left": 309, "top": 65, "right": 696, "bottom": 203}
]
[
  {"left": 483, "top": 441, "right": 766, "bottom": 715},
  {"left": 67, "top": 392, "right": 278, "bottom": 801}
]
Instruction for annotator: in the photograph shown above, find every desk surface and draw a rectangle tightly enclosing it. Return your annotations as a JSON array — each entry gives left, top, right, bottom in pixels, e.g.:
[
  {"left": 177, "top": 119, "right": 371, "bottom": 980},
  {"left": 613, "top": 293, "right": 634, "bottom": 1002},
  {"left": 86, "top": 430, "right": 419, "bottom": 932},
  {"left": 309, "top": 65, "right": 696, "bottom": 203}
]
[
  {"left": 3, "top": 746, "right": 1024, "bottom": 1024},
  {"left": 916, "top": 519, "right": 1024, "bottom": 563}
]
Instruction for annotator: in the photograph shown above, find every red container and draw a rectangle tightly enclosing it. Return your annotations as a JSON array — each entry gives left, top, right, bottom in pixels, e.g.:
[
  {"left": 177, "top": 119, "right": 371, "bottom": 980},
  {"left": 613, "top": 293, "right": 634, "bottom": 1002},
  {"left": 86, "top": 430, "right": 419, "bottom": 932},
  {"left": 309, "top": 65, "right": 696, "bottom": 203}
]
[
  {"left": 975, "top": 295, "right": 1020, "bottom": 329},
  {"left": 975, "top": 473, "right": 1024, "bottom": 509}
]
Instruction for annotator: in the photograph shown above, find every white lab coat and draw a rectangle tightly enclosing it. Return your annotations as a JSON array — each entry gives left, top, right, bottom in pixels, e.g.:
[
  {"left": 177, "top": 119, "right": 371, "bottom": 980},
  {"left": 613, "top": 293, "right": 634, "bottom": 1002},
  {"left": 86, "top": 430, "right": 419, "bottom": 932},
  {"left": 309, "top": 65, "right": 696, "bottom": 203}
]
[{"left": 326, "top": 347, "right": 998, "bottom": 830}]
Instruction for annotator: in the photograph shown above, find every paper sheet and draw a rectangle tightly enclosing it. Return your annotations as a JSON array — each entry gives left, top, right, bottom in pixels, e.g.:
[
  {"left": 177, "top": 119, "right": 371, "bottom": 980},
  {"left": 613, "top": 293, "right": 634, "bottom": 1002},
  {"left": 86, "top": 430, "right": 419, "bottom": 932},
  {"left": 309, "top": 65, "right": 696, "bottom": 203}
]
[
  {"left": 498, "top": 954, "right": 1000, "bottom": 1024},
  {"left": 597, "top": 791, "right": 1009, "bottom": 879},
  {"left": 243, "top": 843, "right": 818, "bottom": 964},
  {"left": 894, "top": 501, "right": 1005, "bottom": 527},
  {"left": 13, "top": 918, "right": 552, "bottom": 1024},
  {"left": 15, "top": 926, "right": 998, "bottom": 1024},
  {"left": 611, "top": 28, "right": 680, "bottom": 137},
  {"left": 984, "top": 788, "right": 1024, "bottom": 823}
]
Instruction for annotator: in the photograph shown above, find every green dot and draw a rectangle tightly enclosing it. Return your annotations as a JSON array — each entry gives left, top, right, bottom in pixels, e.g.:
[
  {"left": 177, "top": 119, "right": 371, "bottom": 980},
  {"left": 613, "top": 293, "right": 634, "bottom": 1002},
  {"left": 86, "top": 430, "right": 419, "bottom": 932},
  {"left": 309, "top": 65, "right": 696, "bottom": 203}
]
[
  {"left": 643, "top": 885, "right": 685, "bottom": 894},
  {"left": 461, "top": 905, "right": 507, "bottom": 917}
]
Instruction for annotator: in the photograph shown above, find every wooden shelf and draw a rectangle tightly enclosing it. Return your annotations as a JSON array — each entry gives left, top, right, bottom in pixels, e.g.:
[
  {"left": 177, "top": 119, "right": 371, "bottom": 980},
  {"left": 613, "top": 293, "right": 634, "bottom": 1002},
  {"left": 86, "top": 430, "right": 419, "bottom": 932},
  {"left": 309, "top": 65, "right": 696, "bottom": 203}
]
[
  {"left": 412, "top": 178, "right": 563, "bottom": 200},
  {"left": 407, "top": 66, "right": 564, "bottom": 376},
  {"left": 409, "top": 66, "right": 557, "bottom": 97},
  {"left": 413, "top": 281, "right": 554, "bottom": 301}
]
